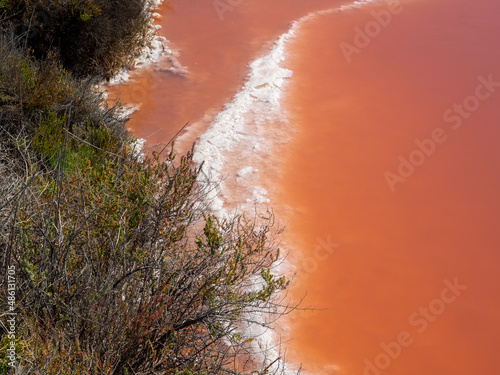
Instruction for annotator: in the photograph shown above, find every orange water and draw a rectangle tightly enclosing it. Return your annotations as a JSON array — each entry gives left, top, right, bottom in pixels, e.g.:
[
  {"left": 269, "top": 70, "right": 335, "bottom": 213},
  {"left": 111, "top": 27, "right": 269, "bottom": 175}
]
[
  {"left": 107, "top": 0, "right": 341, "bottom": 152},
  {"left": 282, "top": 0, "right": 500, "bottom": 374},
  {"left": 110, "top": 1, "right": 500, "bottom": 374}
]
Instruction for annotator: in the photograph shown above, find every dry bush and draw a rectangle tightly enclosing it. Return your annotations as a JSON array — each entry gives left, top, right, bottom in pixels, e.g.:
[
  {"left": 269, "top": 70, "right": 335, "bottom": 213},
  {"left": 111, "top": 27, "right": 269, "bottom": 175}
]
[{"left": 0, "top": 138, "right": 297, "bottom": 374}]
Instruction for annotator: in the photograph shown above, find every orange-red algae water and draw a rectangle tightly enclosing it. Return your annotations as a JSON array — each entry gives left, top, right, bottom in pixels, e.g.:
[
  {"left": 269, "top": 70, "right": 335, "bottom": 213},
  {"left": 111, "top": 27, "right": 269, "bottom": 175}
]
[
  {"left": 107, "top": 0, "right": 342, "bottom": 152},
  {"left": 109, "top": 0, "right": 500, "bottom": 374},
  {"left": 281, "top": 0, "right": 500, "bottom": 374}
]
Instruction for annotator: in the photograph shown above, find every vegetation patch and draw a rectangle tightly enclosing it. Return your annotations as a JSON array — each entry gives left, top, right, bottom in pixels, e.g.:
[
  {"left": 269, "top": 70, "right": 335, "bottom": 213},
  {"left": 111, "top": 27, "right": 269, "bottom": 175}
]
[
  {"left": 0, "top": 1, "right": 296, "bottom": 374},
  {"left": 1, "top": 0, "right": 154, "bottom": 79}
]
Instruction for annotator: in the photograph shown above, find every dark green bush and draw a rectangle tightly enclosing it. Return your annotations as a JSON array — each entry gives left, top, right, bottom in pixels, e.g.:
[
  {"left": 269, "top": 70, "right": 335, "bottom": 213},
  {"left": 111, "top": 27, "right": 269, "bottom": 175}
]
[
  {"left": 0, "top": 34, "right": 131, "bottom": 175},
  {"left": 1, "top": 0, "right": 152, "bottom": 78}
]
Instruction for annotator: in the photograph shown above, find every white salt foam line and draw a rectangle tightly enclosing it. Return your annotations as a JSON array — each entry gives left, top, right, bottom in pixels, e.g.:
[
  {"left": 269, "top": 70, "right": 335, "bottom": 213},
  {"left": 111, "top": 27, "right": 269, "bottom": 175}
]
[
  {"left": 191, "top": 0, "right": 393, "bottom": 373},
  {"left": 108, "top": 0, "right": 188, "bottom": 85},
  {"left": 192, "top": 0, "right": 387, "bottom": 217}
]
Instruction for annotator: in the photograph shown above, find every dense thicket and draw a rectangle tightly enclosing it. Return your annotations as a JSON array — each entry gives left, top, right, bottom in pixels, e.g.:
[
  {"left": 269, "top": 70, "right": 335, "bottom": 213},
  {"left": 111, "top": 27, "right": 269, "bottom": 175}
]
[
  {"left": 0, "top": 2, "right": 295, "bottom": 374},
  {"left": 1, "top": 0, "right": 151, "bottom": 78}
]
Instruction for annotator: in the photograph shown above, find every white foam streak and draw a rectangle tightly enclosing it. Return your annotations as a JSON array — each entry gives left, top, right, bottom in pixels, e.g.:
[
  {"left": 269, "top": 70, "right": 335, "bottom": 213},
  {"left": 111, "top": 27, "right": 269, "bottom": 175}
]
[
  {"left": 192, "top": 17, "right": 300, "bottom": 216},
  {"left": 191, "top": 0, "right": 392, "bottom": 373},
  {"left": 340, "top": 0, "right": 389, "bottom": 10},
  {"left": 108, "top": 0, "right": 187, "bottom": 85},
  {"left": 193, "top": 0, "right": 387, "bottom": 217}
]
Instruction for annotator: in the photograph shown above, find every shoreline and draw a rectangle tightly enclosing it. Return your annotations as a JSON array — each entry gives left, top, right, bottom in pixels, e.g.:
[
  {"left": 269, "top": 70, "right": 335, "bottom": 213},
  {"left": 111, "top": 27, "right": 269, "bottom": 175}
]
[
  {"left": 108, "top": 0, "right": 187, "bottom": 85},
  {"left": 107, "top": 1, "right": 405, "bottom": 373}
]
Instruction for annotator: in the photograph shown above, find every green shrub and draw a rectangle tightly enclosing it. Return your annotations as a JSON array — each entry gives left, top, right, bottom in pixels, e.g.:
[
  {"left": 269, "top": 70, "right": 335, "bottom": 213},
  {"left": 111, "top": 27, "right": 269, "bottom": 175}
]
[{"left": 0, "top": 35, "right": 131, "bottom": 175}]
